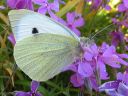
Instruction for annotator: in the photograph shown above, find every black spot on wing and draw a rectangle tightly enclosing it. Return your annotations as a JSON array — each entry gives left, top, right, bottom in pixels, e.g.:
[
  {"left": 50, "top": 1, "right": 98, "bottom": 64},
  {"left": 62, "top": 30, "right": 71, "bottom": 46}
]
[{"left": 32, "top": 28, "right": 38, "bottom": 34}]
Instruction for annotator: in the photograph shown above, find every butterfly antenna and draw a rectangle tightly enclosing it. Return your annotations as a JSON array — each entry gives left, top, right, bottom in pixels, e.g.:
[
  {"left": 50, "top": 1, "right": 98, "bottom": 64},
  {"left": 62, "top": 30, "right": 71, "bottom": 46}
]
[{"left": 90, "top": 23, "right": 113, "bottom": 40}]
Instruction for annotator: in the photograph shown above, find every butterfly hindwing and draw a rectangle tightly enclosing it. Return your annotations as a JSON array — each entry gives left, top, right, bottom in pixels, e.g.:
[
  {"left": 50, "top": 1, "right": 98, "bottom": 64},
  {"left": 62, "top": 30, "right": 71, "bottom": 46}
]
[{"left": 14, "top": 33, "right": 81, "bottom": 81}]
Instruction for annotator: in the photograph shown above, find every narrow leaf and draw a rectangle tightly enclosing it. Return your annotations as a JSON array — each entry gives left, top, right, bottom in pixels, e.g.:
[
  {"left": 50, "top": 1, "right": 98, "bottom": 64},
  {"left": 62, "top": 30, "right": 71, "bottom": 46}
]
[
  {"left": 75, "top": 0, "right": 85, "bottom": 15},
  {"left": 56, "top": 0, "right": 81, "bottom": 17}
]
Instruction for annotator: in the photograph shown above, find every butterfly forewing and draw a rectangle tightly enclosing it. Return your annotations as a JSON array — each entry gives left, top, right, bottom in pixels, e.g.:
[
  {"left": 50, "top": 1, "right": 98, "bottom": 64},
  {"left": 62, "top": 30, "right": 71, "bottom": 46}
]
[{"left": 8, "top": 9, "right": 80, "bottom": 42}]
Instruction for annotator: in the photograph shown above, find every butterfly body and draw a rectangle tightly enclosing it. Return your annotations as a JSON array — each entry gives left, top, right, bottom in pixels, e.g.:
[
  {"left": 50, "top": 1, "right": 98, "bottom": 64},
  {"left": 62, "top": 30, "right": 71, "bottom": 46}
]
[{"left": 8, "top": 9, "right": 85, "bottom": 81}]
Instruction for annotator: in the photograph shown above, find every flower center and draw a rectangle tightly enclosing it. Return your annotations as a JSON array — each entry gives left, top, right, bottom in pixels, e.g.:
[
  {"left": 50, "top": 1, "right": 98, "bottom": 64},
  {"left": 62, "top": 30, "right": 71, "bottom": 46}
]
[
  {"left": 68, "top": 24, "right": 73, "bottom": 28},
  {"left": 44, "top": 2, "right": 49, "bottom": 7},
  {"left": 31, "top": 92, "right": 36, "bottom": 96}
]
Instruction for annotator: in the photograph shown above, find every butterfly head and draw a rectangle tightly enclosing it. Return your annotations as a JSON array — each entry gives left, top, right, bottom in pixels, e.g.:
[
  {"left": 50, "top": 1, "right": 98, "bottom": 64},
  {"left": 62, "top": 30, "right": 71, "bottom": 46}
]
[
  {"left": 73, "top": 37, "right": 94, "bottom": 61},
  {"left": 80, "top": 37, "right": 94, "bottom": 49}
]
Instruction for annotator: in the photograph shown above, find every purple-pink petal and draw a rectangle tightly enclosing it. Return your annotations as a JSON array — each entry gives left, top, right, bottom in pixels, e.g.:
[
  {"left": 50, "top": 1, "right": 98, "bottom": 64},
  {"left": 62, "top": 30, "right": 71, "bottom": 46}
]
[
  {"left": 90, "top": 77, "right": 99, "bottom": 91},
  {"left": 8, "top": 33, "right": 16, "bottom": 45},
  {"left": 98, "top": 59, "right": 109, "bottom": 80},
  {"left": 26, "top": 0, "right": 34, "bottom": 10},
  {"left": 54, "top": 16, "right": 67, "bottom": 25},
  {"left": 78, "top": 62, "right": 93, "bottom": 77},
  {"left": 48, "top": 10, "right": 57, "bottom": 18},
  {"left": 71, "top": 28, "right": 81, "bottom": 36},
  {"left": 15, "top": 81, "right": 42, "bottom": 96},
  {"left": 70, "top": 73, "right": 84, "bottom": 87},
  {"left": 118, "top": 4, "right": 127, "bottom": 12},
  {"left": 38, "top": 6, "right": 47, "bottom": 14},
  {"left": 103, "top": 46, "right": 116, "bottom": 56},
  {"left": 67, "top": 12, "right": 75, "bottom": 24},
  {"left": 117, "top": 58, "right": 128, "bottom": 66},
  {"left": 104, "top": 5, "right": 111, "bottom": 10},
  {"left": 91, "top": 0, "right": 101, "bottom": 9},
  {"left": 102, "top": 56, "right": 121, "bottom": 68},
  {"left": 118, "top": 83, "right": 128, "bottom": 95},
  {"left": 36, "top": 0, "right": 59, "bottom": 15},
  {"left": 102, "top": 46, "right": 123, "bottom": 68},
  {"left": 105, "top": 89, "right": 119, "bottom": 96},
  {"left": 66, "top": 64, "right": 78, "bottom": 72},
  {"left": 74, "top": 18, "right": 84, "bottom": 27},
  {"left": 7, "top": 0, "right": 16, "bottom": 9},
  {"left": 123, "top": 0, "right": 128, "bottom": 8},
  {"left": 110, "top": 31, "right": 124, "bottom": 47},
  {"left": 112, "top": 18, "right": 119, "bottom": 24},
  {"left": 90, "top": 44, "right": 98, "bottom": 55},
  {"left": 117, "top": 72, "right": 123, "bottom": 81},
  {"left": 33, "top": 0, "right": 47, "bottom": 5},
  {"left": 84, "top": 52, "right": 93, "bottom": 61},
  {"left": 122, "top": 74, "right": 128, "bottom": 85},
  {"left": 15, "top": 0, "right": 26, "bottom": 9},
  {"left": 52, "top": 0, "right": 59, "bottom": 12},
  {"left": 7, "top": 0, "right": 33, "bottom": 10},
  {"left": 117, "top": 71, "right": 128, "bottom": 85},
  {"left": 100, "top": 42, "right": 110, "bottom": 52},
  {"left": 31, "top": 81, "right": 40, "bottom": 92},
  {"left": 99, "top": 81, "right": 120, "bottom": 91},
  {"left": 15, "top": 91, "right": 29, "bottom": 96}
]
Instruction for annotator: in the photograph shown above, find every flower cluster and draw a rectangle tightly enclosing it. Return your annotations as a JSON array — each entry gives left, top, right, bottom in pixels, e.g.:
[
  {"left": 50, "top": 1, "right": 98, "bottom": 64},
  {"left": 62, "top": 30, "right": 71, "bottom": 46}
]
[
  {"left": 3, "top": 0, "right": 128, "bottom": 95},
  {"left": 68, "top": 42, "right": 128, "bottom": 91}
]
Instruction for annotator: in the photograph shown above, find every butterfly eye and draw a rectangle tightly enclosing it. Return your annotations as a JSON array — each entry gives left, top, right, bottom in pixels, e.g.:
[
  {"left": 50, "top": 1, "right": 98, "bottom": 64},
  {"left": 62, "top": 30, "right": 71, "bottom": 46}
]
[{"left": 32, "top": 28, "right": 39, "bottom": 34}]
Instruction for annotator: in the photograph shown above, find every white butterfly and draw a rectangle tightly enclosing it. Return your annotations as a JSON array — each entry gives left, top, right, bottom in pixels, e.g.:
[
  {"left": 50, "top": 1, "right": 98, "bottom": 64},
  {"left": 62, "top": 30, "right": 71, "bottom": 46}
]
[{"left": 8, "top": 9, "right": 85, "bottom": 81}]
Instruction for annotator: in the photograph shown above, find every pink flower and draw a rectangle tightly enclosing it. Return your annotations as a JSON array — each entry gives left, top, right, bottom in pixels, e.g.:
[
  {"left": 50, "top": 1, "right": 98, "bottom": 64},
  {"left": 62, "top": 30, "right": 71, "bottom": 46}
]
[
  {"left": 7, "top": 0, "right": 33, "bottom": 10},
  {"left": 33, "top": 0, "right": 59, "bottom": 16},
  {"left": 65, "top": 12, "right": 84, "bottom": 36},
  {"left": 51, "top": 12, "right": 84, "bottom": 36},
  {"left": 118, "top": 0, "right": 128, "bottom": 12},
  {"left": 55, "top": 12, "right": 84, "bottom": 36},
  {"left": 67, "top": 42, "right": 128, "bottom": 90}
]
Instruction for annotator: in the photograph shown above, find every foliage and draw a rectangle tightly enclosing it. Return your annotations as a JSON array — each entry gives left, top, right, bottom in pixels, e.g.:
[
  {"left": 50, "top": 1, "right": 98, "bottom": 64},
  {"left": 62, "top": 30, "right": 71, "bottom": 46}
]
[{"left": 0, "top": 0, "right": 128, "bottom": 96}]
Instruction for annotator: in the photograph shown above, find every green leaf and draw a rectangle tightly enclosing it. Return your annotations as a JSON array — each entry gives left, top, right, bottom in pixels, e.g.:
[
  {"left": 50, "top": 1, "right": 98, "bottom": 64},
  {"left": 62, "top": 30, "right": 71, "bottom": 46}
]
[
  {"left": 45, "top": 81, "right": 61, "bottom": 90},
  {"left": 56, "top": 0, "right": 81, "bottom": 17}
]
